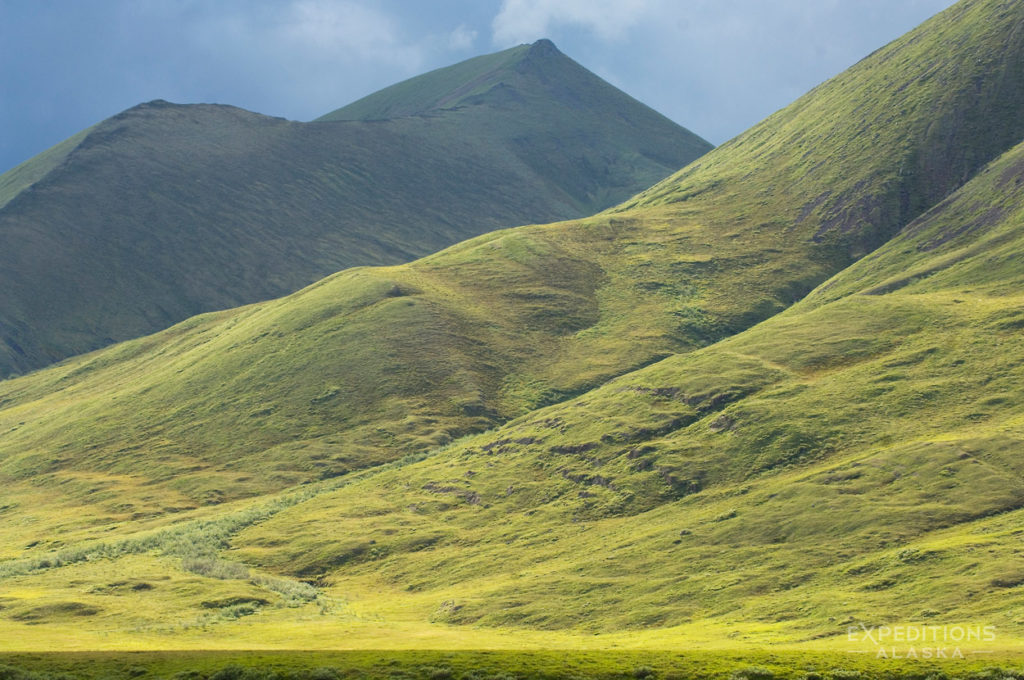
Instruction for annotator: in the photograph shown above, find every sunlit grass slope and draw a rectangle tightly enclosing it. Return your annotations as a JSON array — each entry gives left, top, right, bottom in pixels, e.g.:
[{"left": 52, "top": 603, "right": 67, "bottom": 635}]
[
  {"left": 0, "top": 0, "right": 1019, "bottom": 531},
  {"left": 0, "top": 0, "right": 1023, "bottom": 650},
  {"left": 7, "top": 115, "right": 1010, "bottom": 650},
  {"left": 213, "top": 137, "right": 1024, "bottom": 641},
  {"left": 0, "top": 40, "right": 710, "bottom": 378}
]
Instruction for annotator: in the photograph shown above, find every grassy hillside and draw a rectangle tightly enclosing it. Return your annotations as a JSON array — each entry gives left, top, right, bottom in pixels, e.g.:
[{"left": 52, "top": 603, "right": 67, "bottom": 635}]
[
  {"left": 219, "top": 137, "right": 1024, "bottom": 639},
  {"left": 0, "top": 128, "right": 90, "bottom": 211},
  {"left": 3, "top": 82, "right": 1020, "bottom": 653},
  {"left": 0, "top": 0, "right": 1018, "bottom": 517},
  {"left": 0, "top": 41, "right": 711, "bottom": 379},
  {"left": 0, "top": 0, "right": 1022, "bottom": 652}
]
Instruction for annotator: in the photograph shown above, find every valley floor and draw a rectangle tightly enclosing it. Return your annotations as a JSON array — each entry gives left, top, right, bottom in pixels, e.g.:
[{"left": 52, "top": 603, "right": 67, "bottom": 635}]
[{"left": 1, "top": 552, "right": 1022, "bottom": 655}]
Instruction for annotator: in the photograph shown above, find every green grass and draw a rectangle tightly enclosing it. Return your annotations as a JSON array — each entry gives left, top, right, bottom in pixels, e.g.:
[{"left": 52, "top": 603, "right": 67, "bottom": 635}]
[
  {"left": 0, "top": 0, "right": 1023, "bottom": 654},
  {"left": 247, "top": 136, "right": 1024, "bottom": 637},
  {"left": 0, "top": 650, "right": 1022, "bottom": 680},
  {"left": 0, "top": 0, "right": 1019, "bottom": 522},
  {"left": 0, "top": 40, "right": 709, "bottom": 378},
  {"left": 208, "top": 136, "right": 1024, "bottom": 639}
]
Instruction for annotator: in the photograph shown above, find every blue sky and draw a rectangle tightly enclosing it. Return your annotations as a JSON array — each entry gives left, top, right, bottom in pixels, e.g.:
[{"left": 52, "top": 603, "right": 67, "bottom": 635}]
[{"left": 1, "top": 0, "right": 957, "bottom": 174}]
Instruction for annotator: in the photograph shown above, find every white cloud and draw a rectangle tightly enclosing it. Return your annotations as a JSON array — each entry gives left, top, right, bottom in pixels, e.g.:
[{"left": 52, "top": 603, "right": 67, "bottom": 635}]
[
  {"left": 168, "top": 0, "right": 493, "bottom": 120},
  {"left": 492, "top": 0, "right": 656, "bottom": 47},
  {"left": 179, "top": 0, "right": 429, "bottom": 76},
  {"left": 448, "top": 24, "right": 478, "bottom": 51},
  {"left": 279, "top": 0, "right": 420, "bottom": 66}
]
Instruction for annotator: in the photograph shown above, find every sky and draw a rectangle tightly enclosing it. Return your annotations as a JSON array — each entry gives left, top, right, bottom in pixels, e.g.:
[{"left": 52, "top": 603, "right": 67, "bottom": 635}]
[{"left": 0, "top": 0, "right": 958, "bottom": 174}]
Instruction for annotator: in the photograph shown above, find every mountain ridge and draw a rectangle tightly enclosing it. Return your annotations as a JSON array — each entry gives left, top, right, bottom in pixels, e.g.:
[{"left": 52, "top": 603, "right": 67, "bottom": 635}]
[
  {"left": 0, "top": 40, "right": 710, "bottom": 378},
  {"left": 319, "top": 39, "right": 626, "bottom": 122}
]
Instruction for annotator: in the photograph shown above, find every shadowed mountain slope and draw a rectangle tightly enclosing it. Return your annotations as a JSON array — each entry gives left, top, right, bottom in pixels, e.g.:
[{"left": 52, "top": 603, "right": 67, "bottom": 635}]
[
  {"left": 319, "top": 38, "right": 592, "bottom": 121},
  {"left": 0, "top": 40, "right": 710, "bottom": 378}
]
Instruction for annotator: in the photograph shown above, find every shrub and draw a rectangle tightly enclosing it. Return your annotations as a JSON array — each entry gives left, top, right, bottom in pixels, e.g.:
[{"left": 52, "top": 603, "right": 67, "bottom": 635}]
[
  {"left": 208, "top": 665, "right": 277, "bottom": 680},
  {"left": 306, "top": 669, "right": 341, "bottom": 680},
  {"left": 967, "top": 670, "right": 1024, "bottom": 680},
  {"left": 731, "top": 667, "right": 774, "bottom": 680},
  {"left": 221, "top": 604, "right": 257, "bottom": 619},
  {"left": 173, "top": 672, "right": 205, "bottom": 680},
  {"left": 251, "top": 573, "right": 318, "bottom": 602},
  {"left": 181, "top": 557, "right": 250, "bottom": 580},
  {"left": 829, "top": 671, "right": 862, "bottom": 680}
]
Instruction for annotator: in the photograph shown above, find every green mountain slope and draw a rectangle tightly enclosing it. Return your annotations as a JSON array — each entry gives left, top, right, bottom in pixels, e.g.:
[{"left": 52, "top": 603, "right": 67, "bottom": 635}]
[
  {"left": 0, "top": 0, "right": 1018, "bottom": 514},
  {"left": 317, "top": 39, "right": 562, "bottom": 121},
  {"left": 0, "top": 128, "right": 91, "bottom": 211},
  {"left": 2, "top": 134, "right": 1022, "bottom": 650},
  {"left": 0, "top": 41, "right": 710, "bottom": 378},
  {"left": 231, "top": 136, "right": 1024, "bottom": 636},
  {"left": 0, "top": 0, "right": 1022, "bottom": 650}
]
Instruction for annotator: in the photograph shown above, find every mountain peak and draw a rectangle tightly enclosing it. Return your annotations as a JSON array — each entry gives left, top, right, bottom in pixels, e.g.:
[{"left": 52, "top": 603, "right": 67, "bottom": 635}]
[
  {"left": 527, "top": 38, "right": 559, "bottom": 54},
  {"left": 317, "top": 38, "right": 654, "bottom": 123},
  {"left": 518, "top": 38, "right": 567, "bottom": 72},
  {"left": 0, "top": 32, "right": 710, "bottom": 379}
]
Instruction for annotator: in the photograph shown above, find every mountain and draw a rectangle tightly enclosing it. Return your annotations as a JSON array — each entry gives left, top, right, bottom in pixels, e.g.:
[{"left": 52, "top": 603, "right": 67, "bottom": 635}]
[
  {"left": 320, "top": 38, "right": 624, "bottom": 120},
  {"left": 251, "top": 134, "right": 1024, "bottom": 635},
  {"left": 0, "top": 0, "right": 1022, "bottom": 653},
  {"left": 0, "top": 40, "right": 711, "bottom": 378}
]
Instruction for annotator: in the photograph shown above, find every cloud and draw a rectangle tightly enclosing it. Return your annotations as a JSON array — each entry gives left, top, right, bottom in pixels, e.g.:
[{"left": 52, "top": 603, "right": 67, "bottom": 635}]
[
  {"left": 277, "top": 0, "right": 423, "bottom": 67},
  {"left": 182, "top": 0, "right": 426, "bottom": 72},
  {"left": 166, "top": 0, "right": 445, "bottom": 119},
  {"left": 492, "top": 0, "right": 655, "bottom": 46},
  {"left": 448, "top": 24, "right": 478, "bottom": 51}
]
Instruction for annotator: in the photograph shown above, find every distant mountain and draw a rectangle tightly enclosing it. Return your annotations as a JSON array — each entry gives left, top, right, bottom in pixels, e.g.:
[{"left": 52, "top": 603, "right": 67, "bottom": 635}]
[
  {"left": 0, "top": 40, "right": 710, "bottom": 377},
  {"left": 319, "top": 38, "right": 603, "bottom": 120}
]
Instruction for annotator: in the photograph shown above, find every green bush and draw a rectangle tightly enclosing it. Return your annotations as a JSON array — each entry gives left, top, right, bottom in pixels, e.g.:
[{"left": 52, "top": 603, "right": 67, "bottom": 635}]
[
  {"left": 251, "top": 573, "right": 318, "bottom": 602},
  {"left": 731, "top": 667, "right": 774, "bottom": 680},
  {"left": 829, "top": 671, "right": 861, "bottom": 680},
  {"left": 220, "top": 603, "right": 258, "bottom": 619},
  {"left": 181, "top": 557, "right": 250, "bottom": 580}
]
